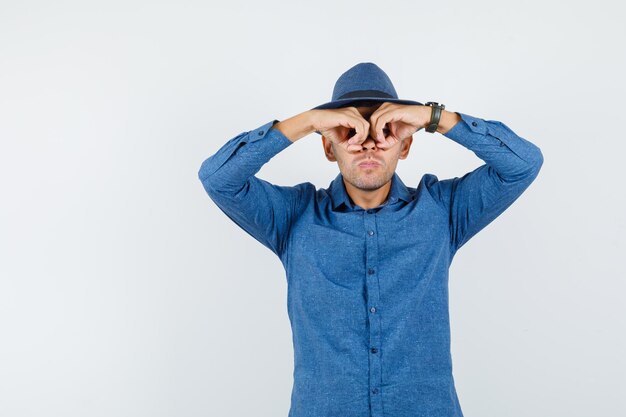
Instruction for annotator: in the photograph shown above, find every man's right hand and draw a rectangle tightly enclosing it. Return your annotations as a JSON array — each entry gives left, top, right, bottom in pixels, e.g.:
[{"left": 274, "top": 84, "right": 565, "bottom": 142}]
[
  {"left": 310, "top": 107, "right": 371, "bottom": 151},
  {"left": 271, "top": 107, "right": 370, "bottom": 147}
]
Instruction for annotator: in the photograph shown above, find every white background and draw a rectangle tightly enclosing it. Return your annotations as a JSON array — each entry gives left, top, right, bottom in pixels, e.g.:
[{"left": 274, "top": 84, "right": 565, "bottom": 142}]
[{"left": 1, "top": 1, "right": 624, "bottom": 416}]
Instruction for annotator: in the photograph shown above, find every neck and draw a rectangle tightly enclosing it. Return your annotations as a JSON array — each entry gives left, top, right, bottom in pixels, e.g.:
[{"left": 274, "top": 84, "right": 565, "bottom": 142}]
[{"left": 344, "top": 178, "right": 392, "bottom": 210}]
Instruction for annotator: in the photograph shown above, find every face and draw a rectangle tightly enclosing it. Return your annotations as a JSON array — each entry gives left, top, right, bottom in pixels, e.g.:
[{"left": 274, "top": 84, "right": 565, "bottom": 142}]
[{"left": 322, "top": 102, "right": 413, "bottom": 191}]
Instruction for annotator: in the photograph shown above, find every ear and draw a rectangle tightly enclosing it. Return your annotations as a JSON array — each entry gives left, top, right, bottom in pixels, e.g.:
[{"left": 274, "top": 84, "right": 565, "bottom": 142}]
[
  {"left": 322, "top": 136, "right": 337, "bottom": 162},
  {"left": 398, "top": 135, "right": 413, "bottom": 160}
]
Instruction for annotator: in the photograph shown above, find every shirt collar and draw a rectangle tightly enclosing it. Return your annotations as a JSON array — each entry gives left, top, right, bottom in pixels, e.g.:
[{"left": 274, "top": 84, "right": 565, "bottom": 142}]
[{"left": 329, "top": 171, "right": 412, "bottom": 211}]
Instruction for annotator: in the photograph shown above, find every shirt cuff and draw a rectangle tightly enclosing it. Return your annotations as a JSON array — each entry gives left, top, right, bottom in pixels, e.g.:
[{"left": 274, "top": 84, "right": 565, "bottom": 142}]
[
  {"left": 442, "top": 112, "right": 488, "bottom": 144},
  {"left": 198, "top": 119, "right": 293, "bottom": 181},
  {"left": 248, "top": 119, "right": 294, "bottom": 150},
  {"left": 442, "top": 112, "right": 541, "bottom": 163}
]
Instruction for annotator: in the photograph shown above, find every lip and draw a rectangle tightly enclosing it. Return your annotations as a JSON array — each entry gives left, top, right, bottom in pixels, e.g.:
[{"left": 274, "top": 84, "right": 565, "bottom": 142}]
[{"left": 358, "top": 161, "right": 381, "bottom": 168}]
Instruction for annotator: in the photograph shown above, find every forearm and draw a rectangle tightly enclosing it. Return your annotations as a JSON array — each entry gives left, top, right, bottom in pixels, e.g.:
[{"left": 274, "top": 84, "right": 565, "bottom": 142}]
[
  {"left": 198, "top": 119, "right": 293, "bottom": 191},
  {"left": 197, "top": 122, "right": 303, "bottom": 260},
  {"left": 442, "top": 112, "right": 544, "bottom": 180},
  {"left": 271, "top": 111, "right": 316, "bottom": 143},
  {"left": 413, "top": 106, "right": 462, "bottom": 134},
  {"left": 435, "top": 109, "right": 462, "bottom": 134}
]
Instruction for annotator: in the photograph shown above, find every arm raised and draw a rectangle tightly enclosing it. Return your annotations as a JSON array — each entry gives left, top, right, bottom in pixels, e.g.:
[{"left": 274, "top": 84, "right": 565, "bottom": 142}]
[{"left": 427, "top": 112, "right": 544, "bottom": 255}]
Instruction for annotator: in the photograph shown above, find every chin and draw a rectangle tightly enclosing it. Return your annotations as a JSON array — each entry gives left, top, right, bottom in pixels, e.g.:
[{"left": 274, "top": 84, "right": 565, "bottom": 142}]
[{"left": 350, "top": 172, "right": 389, "bottom": 190}]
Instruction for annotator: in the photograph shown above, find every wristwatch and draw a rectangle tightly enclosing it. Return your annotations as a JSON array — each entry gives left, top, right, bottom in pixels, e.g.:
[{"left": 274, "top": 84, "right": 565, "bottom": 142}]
[{"left": 424, "top": 102, "right": 445, "bottom": 133}]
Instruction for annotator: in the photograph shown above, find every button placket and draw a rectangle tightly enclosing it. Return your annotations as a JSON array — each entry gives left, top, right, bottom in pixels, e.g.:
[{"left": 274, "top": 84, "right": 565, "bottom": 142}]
[{"left": 363, "top": 210, "right": 384, "bottom": 415}]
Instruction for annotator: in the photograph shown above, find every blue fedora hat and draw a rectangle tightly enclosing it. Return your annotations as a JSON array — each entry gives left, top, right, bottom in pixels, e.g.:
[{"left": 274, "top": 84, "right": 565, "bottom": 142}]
[{"left": 310, "top": 62, "right": 423, "bottom": 135}]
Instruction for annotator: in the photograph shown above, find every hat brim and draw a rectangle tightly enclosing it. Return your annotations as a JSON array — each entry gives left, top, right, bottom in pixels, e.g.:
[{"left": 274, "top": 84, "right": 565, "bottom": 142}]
[{"left": 310, "top": 97, "right": 424, "bottom": 135}]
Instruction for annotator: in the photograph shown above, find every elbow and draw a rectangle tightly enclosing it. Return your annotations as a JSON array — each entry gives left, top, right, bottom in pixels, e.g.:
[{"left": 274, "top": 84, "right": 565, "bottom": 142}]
[
  {"left": 198, "top": 166, "right": 244, "bottom": 198},
  {"left": 198, "top": 157, "right": 214, "bottom": 183},
  {"left": 514, "top": 146, "right": 544, "bottom": 184},
  {"left": 199, "top": 171, "right": 222, "bottom": 196},
  {"left": 498, "top": 146, "right": 544, "bottom": 184},
  {"left": 527, "top": 145, "right": 544, "bottom": 178},
  {"left": 198, "top": 154, "right": 225, "bottom": 192},
  {"left": 200, "top": 174, "right": 229, "bottom": 203},
  {"left": 199, "top": 171, "right": 215, "bottom": 195},
  {"left": 198, "top": 160, "right": 220, "bottom": 196}
]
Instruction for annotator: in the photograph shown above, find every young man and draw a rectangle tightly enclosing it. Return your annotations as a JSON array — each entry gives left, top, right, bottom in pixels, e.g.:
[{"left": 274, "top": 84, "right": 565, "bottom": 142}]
[{"left": 198, "top": 62, "right": 543, "bottom": 417}]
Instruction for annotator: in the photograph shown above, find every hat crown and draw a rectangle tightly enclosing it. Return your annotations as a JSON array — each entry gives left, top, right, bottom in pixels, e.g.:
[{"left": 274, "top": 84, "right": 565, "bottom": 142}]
[
  {"left": 310, "top": 61, "right": 422, "bottom": 113},
  {"left": 332, "top": 62, "right": 399, "bottom": 101}
]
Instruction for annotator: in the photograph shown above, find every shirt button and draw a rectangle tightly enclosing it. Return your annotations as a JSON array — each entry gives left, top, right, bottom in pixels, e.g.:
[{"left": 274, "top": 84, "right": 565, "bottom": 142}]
[
  {"left": 258, "top": 130, "right": 264, "bottom": 135},
  {"left": 368, "top": 230, "right": 374, "bottom": 236},
  {"left": 370, "top": 306, "right": 376, "bottom": 313},
  {"left": 471, "top": 121, "right": 478, "bottom": 127},
  {"left": 366, "top": 209, "right": 374, "bottom": 214},
  {"left": 372, "top": 387, "right": 379, "bottom": 394},
  {"left": 371, "top": 347, "right": 378, "bottom": 353},
  {"left": 368, "top": 268, "right": 375, "bottom": 275}
]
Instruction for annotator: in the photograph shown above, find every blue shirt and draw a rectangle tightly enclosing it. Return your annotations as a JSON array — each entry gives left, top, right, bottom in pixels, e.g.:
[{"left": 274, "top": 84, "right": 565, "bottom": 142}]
[{"left": 198, "top": 112, "right": 543, "bottom": 417}]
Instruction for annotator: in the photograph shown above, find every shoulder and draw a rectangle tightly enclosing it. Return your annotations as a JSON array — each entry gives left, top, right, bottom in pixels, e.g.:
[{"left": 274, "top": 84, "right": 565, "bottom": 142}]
[{"left": 416, "top": 172, "right": 459, "bottom": 213}]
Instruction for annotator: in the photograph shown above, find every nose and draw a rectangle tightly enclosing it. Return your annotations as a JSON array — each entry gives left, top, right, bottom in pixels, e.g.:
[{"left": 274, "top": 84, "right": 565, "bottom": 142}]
[{"left": 359, "top": 135, "right": 379, "bottom": 150}]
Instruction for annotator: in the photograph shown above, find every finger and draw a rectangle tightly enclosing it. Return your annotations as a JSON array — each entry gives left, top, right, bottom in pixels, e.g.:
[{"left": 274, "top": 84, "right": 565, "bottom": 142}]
[
  {"left": 348, "top": 114, "right": 368, "bottom": 145},
  {"left": 360, "top": 118, "right": 370, "bottom": 144},
  {"left": 368, "top": 101, "right": 390, "bottom": 122},
  {"left": 345, "top": 142, "right": 362, "bottom": 152},
  {"left": 389, "top": 122, "right": 398, "bottom": 139},
  {"left": 372, "top": 109, "right": 394, "bottom": 143},
  {"left": 368, "top": 109, "right": 381, "bottom": 140},
  {"left": 337, "top": 117, "right": 358, "bottom": 143},
  {"left": 379, "top": 136, "right": 392, "bottom": 149},
  {"left": 368, "top": 103, "right": 393, "bottom": 140},
  {"left": 339, "top": 134, "right": 363, "bottom": 151},
  {"left": 345, "top": 121, "right": 359, "bottom": 145},
  {"left": 368, "top": 106, "right": 383, "bottom": 139},
  {"left": 349, "top": 107, "right": 370, "bottom": 144},
  {"left": 356, "top": 111, "right": 369, "bottom": 144}
]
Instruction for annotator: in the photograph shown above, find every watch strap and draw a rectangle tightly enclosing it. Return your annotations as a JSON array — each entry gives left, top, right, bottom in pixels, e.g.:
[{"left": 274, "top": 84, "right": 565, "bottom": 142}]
[{"left": 424, "top": 102, "right": 445, "bottom": 133}]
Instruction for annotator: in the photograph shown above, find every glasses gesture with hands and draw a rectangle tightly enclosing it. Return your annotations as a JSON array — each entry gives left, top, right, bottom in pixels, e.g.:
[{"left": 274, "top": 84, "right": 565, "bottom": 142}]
[{"left": 312, "top": 103, "right": 432, "bottom": 151}]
